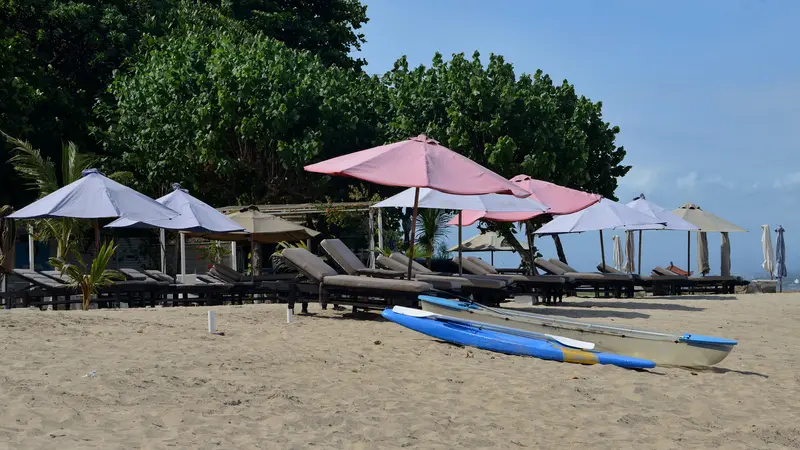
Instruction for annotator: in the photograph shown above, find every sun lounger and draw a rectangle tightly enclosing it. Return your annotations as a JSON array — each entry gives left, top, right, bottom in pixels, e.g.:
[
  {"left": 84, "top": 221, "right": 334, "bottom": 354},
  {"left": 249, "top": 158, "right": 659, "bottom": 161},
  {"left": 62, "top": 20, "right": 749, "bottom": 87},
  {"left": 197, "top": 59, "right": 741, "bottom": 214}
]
[
  {"left": 657, "top": 267, "right": 740, "bottom": 294},
  {"left": 320, "top": 239, "right": 407, "bottom": 279},
  {"left": 3, "top": 269, "right": 80, "bottom": 309},
  {"left": 381, "top": 253, "right": 510, "bottom": 305},
  {"left": 596, "top": 264, "right": 693, "bottom": 296},
  {"left": 281, "top": 248, "right": 434, "bottom": 313},
  {"left": 459, "top": 256, "right": 567, "bottom": 303},
  {"left": 534, "top": 258, "right": 635, "bottom": 298}
]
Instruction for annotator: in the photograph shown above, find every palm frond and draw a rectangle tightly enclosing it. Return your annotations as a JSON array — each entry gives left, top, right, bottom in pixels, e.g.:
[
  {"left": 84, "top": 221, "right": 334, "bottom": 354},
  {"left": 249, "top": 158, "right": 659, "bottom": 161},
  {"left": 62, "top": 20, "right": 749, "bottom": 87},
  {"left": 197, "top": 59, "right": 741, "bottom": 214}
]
[
  {"left": 415, "top": 209, "right": 453, "bottom": 262},
  {"left": 62, "top": 141, "right": 99, "bottom": 185},
  {"left": 3, "top": 131, "right": 59, "bottom": 196}
]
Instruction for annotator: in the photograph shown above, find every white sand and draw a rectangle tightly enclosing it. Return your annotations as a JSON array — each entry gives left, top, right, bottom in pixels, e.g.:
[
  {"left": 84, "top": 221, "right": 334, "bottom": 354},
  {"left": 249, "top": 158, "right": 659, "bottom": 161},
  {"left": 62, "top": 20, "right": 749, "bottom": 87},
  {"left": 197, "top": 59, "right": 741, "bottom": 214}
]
[{"left": 1, "top": 293, "right": 799, "bottom": 449}]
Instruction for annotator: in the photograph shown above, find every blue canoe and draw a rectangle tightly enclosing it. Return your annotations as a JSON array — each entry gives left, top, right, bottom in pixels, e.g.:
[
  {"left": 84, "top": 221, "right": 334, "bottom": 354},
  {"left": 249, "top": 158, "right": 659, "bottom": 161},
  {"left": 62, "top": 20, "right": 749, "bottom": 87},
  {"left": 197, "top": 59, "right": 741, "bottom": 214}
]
[{"left": 382, "top": 308, "right": 656, "bottom": 369}]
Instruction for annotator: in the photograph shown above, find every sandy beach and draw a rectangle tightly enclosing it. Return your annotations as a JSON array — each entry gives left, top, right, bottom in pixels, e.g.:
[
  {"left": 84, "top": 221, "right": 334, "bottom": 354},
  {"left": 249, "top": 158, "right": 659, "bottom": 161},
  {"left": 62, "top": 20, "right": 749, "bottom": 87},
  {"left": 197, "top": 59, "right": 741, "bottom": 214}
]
[{"left": 1, "top": 293, "right": 799, "bottom": 449}]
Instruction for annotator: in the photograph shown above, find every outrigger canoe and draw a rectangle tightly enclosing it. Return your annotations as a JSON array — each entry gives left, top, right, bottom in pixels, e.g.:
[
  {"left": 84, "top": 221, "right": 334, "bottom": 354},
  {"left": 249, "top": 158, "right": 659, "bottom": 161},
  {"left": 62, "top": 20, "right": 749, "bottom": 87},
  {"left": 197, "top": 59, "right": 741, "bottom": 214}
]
[
  {"left": 383, "top": 306, "right": 656, "bottom": 369},
  {"left": 418, "top": 296, "right": 736, "bottom": 367}
]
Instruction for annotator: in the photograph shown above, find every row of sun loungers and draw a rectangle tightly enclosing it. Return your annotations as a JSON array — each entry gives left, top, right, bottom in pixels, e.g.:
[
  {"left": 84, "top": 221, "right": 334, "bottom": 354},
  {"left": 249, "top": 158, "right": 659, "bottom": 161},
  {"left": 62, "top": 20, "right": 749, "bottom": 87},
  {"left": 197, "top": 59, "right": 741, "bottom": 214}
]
[{"left": 1, "top": 241, "right": 747, "bottom": 310}]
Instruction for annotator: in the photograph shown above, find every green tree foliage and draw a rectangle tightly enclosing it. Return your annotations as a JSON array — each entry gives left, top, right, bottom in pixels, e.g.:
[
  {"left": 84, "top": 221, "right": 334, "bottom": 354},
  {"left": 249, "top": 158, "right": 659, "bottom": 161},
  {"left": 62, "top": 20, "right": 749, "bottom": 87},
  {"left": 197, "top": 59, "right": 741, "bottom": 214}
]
[
  {"left": 0, "top": 0, "right": 370, "bottom": 206},
  {"left": 49, "top": 240, "right": 124, "bottom": 310},
  {"left": 97, "top": 4, "right": 386, "bottom": 205},
  {"left": 204, "top": 0, "right": 369, "bottom": 70},
  {"left": 415, "top": 209, "right": 454, "bottom": 268},
  {"left": 382, "top": 51, "right": 629, "bottom": 196}
]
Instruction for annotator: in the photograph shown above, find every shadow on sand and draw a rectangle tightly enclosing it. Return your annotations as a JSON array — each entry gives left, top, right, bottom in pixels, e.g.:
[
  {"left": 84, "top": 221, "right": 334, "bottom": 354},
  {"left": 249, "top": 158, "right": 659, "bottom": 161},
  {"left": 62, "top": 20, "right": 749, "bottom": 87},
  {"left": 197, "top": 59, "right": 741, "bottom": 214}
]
[
  {"left": 651, "top": 295, "right": 738, "bottom": 301},
  {"left": 552, "top": 300, "right": 706, "bottom": 312},
  {"left": 513, "top": 305, "right": 650, "bottom": 320}
]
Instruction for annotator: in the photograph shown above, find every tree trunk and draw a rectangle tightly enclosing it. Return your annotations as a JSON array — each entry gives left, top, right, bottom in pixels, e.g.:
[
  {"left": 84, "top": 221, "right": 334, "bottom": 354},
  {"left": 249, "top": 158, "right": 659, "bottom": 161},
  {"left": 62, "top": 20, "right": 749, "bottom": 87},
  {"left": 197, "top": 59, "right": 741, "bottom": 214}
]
[
  {"left": 401, "top": 208, "right": 412, "bottom": 250},
  {"left": 553, "top": 234, "right": 568, "bottom": 264},
  {"left": 495, "top": 226, "right": 532, "bottom": 270}
]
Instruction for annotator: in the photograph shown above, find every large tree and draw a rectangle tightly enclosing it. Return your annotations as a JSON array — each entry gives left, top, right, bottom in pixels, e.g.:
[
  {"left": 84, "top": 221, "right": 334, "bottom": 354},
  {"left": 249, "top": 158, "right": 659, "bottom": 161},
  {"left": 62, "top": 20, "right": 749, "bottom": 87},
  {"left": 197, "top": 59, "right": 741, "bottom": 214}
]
[
  {"left": 381, "top": 52, "right": 629, "bottom": 262},
  {"left": 0, "top": 0, "right": 370, "bottom": 206},
  {"left": 96, "top": 4, "right": 387, "bottom": 204}
]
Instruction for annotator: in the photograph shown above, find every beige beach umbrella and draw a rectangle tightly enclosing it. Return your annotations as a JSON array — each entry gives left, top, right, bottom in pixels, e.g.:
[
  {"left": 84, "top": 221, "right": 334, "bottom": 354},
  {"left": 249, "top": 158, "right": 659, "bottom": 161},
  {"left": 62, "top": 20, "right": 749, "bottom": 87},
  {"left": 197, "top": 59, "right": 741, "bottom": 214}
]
[
  {"left": 673, "top": 203, "right": 746, "bottom": 273},
  {"left": 721, "top": 232, "right": 731, "bottom": 276},
  {"left": 697, "top": 232, "right": 710, "bottom": 275},
  {"left": 612, "top": 235, "right": 624, "bottom": 271},
  {"left": 447, "top": 231, "right": 528, "bottom": 266}
]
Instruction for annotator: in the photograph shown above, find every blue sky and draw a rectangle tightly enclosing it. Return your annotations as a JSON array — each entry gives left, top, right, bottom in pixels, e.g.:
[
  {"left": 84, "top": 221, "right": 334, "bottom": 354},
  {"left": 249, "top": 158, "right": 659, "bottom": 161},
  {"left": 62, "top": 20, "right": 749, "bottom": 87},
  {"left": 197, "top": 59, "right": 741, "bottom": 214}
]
[{"left": 357, "top": 0, "right": 800, "bottom": 277}]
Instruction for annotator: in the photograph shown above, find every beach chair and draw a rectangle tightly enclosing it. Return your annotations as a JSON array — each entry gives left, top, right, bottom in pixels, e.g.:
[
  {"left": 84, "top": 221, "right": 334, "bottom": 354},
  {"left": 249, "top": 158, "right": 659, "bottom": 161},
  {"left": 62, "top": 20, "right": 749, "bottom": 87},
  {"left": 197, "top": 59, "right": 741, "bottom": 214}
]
[
  {"left": 281, "top": 248, "right": 434, "bottom": 313},
  {"left": 381, "top": 253, "right": 510, "bottom": 305},
  {"left": 459, "top": 256, "right": 567, "bottom": 304},
  {"left": 534, "top": 259, "right": 635, "bottom": 298},
  {"left": 657, "top": 267, "right": 739, "bottom": 294},
  {"left": 597, "top": 264, "right": 692, "bottom": 296},
  {"left": 4, "top": 269, "right": 80, "bottom": 309},
  {"left": 319, "top": 239, "right": 406, "bottom": 279}
]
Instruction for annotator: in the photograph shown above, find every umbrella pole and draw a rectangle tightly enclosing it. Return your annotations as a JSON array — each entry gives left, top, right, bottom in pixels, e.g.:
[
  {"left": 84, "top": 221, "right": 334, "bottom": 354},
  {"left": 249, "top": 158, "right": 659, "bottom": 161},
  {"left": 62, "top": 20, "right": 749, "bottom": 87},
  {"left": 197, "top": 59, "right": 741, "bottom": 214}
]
[
  {"left": 180, "top": 232, "right": 187, "bottom": 280},
  {"left": 637, "top": 230, "right": 642, "bottom": 275},
  {"left": 377, "top": 208, "right": 384, "bottom": 249},
  {"left": 458, "top": 212, "right": 463, "bottom": 275},
  {"left": 600, "top": 230, "right": 606, "bottom": 272},
  {"left": 407, "top": 188, "right": 420, "bottom": 280},
  {"left": 526, "top": 223, "right": 535, "bottom": 276},
  {"left": 491, "top": 251, "right": 494, "bottom": 266},
  {"left": 687, "top": 231, "right": 691, "bottom": 274},
  {"left": 94, "top": 220, "right": 100, "bottom": 256},
  {"left": 368, "top": 208, "right": 375, "bottom": 269},
  {"left": 250, "top": 234, "right": 255, "bottom": 283},
  {"left": 159, "top": 228, "right": 166, "bottom": 274},
  {"left": 28, "top": 225, "right": 34, "bottom": 269}
]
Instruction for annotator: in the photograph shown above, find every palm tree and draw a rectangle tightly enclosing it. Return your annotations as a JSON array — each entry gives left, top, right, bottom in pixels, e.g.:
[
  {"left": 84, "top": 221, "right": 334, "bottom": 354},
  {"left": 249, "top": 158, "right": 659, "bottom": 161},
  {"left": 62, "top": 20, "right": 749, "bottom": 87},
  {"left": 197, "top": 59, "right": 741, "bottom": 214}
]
[
  {"left": 415, "top": 209, "right": 454, "bottom": 268},
  {"left": 49, "top": 240, "right": 124, "bottom": 311},
  {"left": 2, "top": 131, "right": 129, "bottom": 257}
]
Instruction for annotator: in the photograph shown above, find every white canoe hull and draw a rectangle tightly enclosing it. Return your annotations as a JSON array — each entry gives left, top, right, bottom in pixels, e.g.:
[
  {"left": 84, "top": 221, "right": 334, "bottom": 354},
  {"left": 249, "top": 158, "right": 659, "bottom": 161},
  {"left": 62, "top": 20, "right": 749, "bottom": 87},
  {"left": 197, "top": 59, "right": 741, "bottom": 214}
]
[{"left": 420, "top": 300, "right": 734, "bottom": 367}]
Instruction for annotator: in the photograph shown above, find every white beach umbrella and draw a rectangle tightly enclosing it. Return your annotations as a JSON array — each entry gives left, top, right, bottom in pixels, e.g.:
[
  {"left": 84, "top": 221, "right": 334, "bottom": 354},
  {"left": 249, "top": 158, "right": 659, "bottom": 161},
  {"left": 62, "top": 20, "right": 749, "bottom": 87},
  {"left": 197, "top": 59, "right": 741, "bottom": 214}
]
[
  {"left": 373, "top": 187, "right": 548, "bottom": 274},
  {"left": 624, "top": 230, "right": 636, "bottom": 273},
  {"left": 534, "top": 198, "right": 665, "bottom": 271},
  {"left": 620, "top": 195, "right": 699, "bottom": 274}
]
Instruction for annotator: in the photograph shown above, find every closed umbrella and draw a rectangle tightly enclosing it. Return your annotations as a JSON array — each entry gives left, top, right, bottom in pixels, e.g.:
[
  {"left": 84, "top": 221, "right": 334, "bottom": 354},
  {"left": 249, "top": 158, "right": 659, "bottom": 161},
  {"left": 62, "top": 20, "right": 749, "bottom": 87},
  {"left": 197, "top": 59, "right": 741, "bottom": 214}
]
[
  {"left": 720, "top": 232, "right": 731, "bottom": 276},
  {"left": 697, "top": 232, "right": 710, "bottom": 275},
  {"left": 534, "top": 199, "right": 665, "bottom": 271},
  {"left": 9, "top": 169, "right": 178, "bottom": 252},
  {"left": 106, "top": 183, "right": 246, "bottom": 276},
  {"left": 775, "top": 226, "right": 787, "bottom": 292},
  {"left": 373, "top": 186, "right": 546, "bottom": 273},
  {"left": 761, "top": 224, "right": 775, "bottom": 279},
  {"left": 624, "top": 230, "right": 636, "bottom": 273},
  {"left": 612, "top": 235, "right": 623, "bottom": 271},
  {"left": 306, "top": 135, "right": 530, "bottom": 279}
]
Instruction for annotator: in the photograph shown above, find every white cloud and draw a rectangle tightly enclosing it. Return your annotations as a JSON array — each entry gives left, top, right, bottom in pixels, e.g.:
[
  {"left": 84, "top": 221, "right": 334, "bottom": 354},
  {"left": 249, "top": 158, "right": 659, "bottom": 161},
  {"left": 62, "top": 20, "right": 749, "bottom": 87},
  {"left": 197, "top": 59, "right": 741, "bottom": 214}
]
[
  {"left": 676, "top": 171, "right": 698, "bottom": 189},
  {"left": 773, "top": 172, "right": 800, "bottom": 189},
  {"left": 705, "top": 175, "right": 735, "bottom": 190},
  {"left": 620, "top": 167, "right": 658, "bottom": 192}
]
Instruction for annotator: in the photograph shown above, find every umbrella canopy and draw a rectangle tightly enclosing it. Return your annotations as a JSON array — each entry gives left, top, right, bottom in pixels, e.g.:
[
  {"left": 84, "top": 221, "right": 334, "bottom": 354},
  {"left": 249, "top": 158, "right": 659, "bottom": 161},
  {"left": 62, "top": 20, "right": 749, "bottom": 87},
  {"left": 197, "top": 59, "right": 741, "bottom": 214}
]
[
  {"left": 775, "top": 226, "right": 787, "bottom": 292},
  {"left": 192, "top": 208, "right": 319, "bottom": 244},
  {"left": 305, "top": 135, "right": 530, "bottom": 197},
  {"left": 455, "top": 175, "right": 601, "bottom": 226},
  {"left": 306, "top": 134, "right": 529, "bottom": 278},
  {"left": 621, "top": 196, "right": 699, "bottom": 231},
  {"left": 9, "top": 169, "right": 177, "bottom": 222},
  {"left": 697, "top": 232, "right": 710, "bottom": 275},
  {"left": 534, "top": 199, "right": 664, "bottom": 235},
  {"left": 624, "top": 230, "right": 636, "bottom": 273},
  {"left": 672, "top": 203, "right": 746, "bottom": 233},
  {"left": 106, "top": 183, "right": 244, "bottom": 233},
  {"left": 374, "top": 187, "right": 548, "bottom": 213},
  {"left": 612, "top": 235, "right": 623, "bottom": 271},
  {"left": 762, "top": 224, "right": 775, "bottom": 278},
  {"left": 447, "top": 231, "right": 528, "bottom": 252}
]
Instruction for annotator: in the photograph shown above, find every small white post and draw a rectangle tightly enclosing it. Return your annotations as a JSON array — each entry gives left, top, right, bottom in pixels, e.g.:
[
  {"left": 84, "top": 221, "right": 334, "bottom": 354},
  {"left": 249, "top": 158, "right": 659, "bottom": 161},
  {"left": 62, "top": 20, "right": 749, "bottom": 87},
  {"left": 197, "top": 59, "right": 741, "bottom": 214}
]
[
  {"left": 159, "top": 228, "right": 166, "bottom": 273},
  {"left": 286, "top": 307, "right": 293, "bottom": 324},
  {"left": 28, "top": 225, "right": 35, "bottom": 269},
  {"left": 230, "top": 242, "right": 237, "bottom": 271},
  {"left": 208, "top": 310, "right": 216, "bottom": 333},
  {"left": 368, "top": 208, "right": 375, "bottom": 268},
  {"left": 180, "top": 232, "right": 187, "bottom": 278}
]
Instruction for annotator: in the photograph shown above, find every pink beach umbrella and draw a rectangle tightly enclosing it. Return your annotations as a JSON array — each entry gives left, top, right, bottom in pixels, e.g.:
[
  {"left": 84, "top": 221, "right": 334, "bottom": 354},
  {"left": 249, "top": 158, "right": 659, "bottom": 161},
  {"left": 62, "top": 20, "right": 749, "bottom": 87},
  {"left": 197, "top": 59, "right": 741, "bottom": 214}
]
[
  {"left": 450, "top": 175, "right": 602, "bottom": 226},
  {"left": 304, "top": 134, "right": 530, "bottom": 279}
]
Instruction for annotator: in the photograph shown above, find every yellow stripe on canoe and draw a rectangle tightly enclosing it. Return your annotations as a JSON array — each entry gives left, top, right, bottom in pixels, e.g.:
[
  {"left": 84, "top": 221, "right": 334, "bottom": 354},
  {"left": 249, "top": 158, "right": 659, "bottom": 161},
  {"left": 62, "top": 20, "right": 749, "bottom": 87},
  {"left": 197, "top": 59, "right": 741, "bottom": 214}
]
[{"left": 561, "top": 348, "right": 599, "bottom": 365}]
